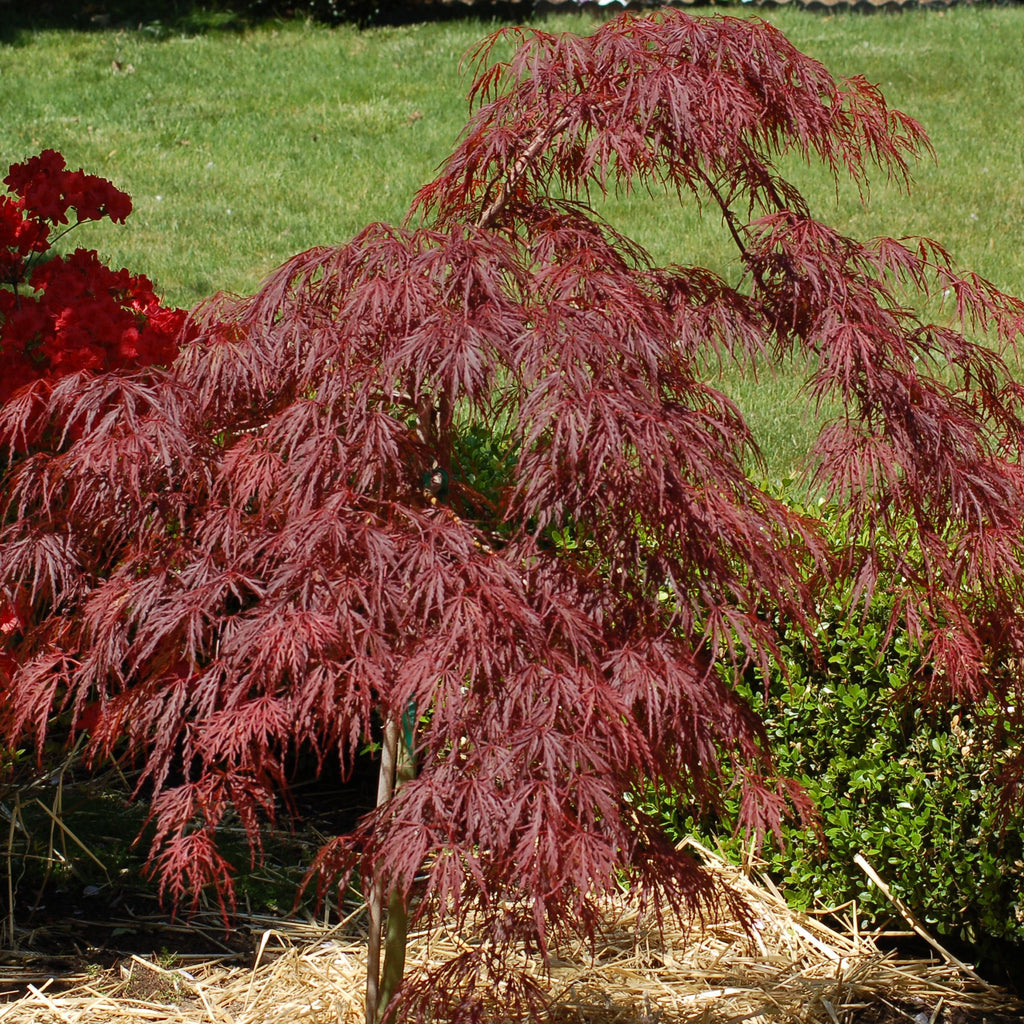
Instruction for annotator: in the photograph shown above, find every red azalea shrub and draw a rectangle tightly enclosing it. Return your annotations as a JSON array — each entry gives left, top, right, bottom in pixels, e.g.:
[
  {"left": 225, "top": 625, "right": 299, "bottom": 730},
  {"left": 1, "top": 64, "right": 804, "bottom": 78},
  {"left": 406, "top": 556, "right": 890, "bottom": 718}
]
[
  {"left": 0, "top": 151, "right": 187, "bottom": 932},
  {"left": 0, "top": 150, "right": 186, "bottom": 404}
]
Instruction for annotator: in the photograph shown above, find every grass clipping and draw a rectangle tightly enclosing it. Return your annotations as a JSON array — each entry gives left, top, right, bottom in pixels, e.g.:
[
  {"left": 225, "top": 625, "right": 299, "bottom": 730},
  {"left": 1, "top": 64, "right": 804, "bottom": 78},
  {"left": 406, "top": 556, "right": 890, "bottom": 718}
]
[{"left": 1, "top": 843, "right": 1018, "bottom": 1024}]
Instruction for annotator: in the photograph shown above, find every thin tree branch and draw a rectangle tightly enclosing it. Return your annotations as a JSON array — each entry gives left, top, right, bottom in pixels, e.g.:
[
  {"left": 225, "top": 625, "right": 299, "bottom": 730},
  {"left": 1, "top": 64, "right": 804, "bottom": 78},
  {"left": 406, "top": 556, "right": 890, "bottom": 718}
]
[
  {"left": 475, "top": 114, "right": 572, "bottom": 231},
  {"left": 691, "top": 166, "right": 769, "bottom": 294}
]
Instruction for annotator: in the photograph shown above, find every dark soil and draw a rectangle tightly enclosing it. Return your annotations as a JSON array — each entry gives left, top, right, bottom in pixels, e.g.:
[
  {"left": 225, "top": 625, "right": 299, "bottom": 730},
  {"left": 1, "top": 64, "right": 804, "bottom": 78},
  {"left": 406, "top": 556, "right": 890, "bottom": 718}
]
[{"left": 855, "top": 1000, "right": 1024, "bottom": 1024}]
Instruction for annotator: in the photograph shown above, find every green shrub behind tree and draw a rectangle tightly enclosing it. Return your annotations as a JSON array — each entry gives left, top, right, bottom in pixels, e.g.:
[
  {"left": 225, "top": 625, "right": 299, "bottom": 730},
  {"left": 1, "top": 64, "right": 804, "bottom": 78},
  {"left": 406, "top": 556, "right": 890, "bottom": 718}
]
[{"left": 645, "top": 506, "right": 1024, "bottom": 982}]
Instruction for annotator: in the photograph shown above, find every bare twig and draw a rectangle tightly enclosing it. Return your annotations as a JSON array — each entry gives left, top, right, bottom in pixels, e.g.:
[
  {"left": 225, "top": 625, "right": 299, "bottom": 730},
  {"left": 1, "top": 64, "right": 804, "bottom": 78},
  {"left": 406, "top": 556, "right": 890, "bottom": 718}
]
[{"left": 854, "top": 852, "right": 992, "bottom": 988}]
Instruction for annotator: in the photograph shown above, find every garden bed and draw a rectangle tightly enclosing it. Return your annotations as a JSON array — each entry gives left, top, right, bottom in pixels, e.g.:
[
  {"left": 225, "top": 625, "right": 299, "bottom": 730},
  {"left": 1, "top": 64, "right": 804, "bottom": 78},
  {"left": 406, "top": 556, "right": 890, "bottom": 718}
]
[{"left": 1, "top": 845, "right": 1018, "bottom": 1024}]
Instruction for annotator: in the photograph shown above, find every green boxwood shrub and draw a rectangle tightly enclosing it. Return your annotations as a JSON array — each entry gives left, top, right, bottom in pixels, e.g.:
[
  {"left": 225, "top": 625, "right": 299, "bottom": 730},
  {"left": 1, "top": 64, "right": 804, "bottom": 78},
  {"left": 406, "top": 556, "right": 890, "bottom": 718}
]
[{"left": 643, "top": 510, "right": 1024, "bottom": 978}]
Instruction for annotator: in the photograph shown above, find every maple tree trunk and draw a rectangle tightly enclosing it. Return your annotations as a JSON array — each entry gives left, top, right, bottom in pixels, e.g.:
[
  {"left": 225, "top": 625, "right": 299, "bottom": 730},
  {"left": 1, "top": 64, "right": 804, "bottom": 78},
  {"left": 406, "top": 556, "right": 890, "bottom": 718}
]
[
  {"left": 365, "top": 715, "right": 416, "bottom": 1024},
  {"left": 376, "top": 746, "right": 414, "bottom": 1017}
]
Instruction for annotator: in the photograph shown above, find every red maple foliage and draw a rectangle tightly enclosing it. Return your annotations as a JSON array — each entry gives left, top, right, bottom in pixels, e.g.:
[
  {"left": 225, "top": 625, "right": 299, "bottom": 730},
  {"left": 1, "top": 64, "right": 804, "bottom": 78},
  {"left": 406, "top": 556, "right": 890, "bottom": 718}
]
[{"left": 3, "top": 12, "right": 1024, "bottom": 1022}]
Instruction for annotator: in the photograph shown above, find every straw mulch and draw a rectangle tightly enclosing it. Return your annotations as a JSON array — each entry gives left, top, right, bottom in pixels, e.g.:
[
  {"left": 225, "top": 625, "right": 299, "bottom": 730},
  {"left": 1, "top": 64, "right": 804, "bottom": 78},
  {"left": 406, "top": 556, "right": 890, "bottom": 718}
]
[{"left": 1, "top": 844, "right": 1019, "bottom": 1024}]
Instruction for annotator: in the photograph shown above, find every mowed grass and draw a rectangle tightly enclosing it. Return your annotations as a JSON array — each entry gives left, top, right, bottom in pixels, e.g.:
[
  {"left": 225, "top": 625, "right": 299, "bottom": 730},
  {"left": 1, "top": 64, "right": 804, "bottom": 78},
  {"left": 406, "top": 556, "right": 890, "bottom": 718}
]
[
  {"left": 2, "top": 6, "right": 1023, "bottom": 478},
  {"left": 0, "top": 18, "right": 484, "bottom": 303}
]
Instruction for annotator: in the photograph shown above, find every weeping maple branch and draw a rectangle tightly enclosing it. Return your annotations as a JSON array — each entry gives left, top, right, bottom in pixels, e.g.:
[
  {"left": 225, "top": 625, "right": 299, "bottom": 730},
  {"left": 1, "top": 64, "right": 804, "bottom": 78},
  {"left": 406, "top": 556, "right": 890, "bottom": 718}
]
[
  {"left": 475, "top": 114, "right": 572, "bottom": 231},
  {"left": 691, "top": 165, "right": 771, "bottom": 295}
]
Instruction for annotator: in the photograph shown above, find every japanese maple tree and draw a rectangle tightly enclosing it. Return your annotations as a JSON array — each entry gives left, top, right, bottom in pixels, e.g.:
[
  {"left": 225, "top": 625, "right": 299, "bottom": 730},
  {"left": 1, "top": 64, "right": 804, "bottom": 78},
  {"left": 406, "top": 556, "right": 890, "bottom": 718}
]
[{"left": 4, "top": 11, "right": 1024, "bottom": 1022}]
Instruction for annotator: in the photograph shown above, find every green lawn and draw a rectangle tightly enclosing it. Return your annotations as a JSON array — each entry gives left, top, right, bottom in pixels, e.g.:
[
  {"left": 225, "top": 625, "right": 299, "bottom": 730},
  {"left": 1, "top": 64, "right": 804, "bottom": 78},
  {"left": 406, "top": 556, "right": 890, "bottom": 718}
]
[
  {"left": 4, "top": 6, "right": 1023, "bottom": 305},
  {"left": 3, "top": 5, "right": 1023, "bottom": 477}
]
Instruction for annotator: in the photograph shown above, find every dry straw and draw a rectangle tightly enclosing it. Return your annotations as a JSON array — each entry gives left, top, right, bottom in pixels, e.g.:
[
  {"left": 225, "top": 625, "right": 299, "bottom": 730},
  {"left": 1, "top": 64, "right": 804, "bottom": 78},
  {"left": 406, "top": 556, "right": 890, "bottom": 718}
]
[{"left": 1, "top": 841, "right": 1018, "bottom": 1024}]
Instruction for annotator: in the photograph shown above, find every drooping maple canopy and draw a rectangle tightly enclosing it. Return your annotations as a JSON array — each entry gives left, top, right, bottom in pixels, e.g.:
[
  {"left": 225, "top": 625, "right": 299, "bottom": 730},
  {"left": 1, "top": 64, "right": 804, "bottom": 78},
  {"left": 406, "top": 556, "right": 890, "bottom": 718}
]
[{"left": 3, "top": 11, "right": 1024, "bottom": 1020}]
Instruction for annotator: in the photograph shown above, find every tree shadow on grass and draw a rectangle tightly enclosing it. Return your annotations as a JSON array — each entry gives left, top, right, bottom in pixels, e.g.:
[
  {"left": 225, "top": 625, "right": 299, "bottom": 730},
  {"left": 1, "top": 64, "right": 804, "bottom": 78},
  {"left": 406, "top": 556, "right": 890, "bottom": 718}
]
[
  {"left": 0, "top": 0, "right": 249, "bottom": 41},
  {"left": 0, "top": 0, "right": 534, "bottom": 43},
  {"left": 0, "top": 0, "right": 265, "bottom": 42}
]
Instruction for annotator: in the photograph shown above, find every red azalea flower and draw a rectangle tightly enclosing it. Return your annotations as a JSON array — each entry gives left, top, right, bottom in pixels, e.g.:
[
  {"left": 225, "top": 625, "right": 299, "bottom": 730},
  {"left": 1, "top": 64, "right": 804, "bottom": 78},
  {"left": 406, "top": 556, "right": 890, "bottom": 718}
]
[
  {"left": 3, "top": 149, "right": 67, "bottom": 194},
  {"left": 5, "top": 149, "right": 74, "bottom": 225},
  {"left": 3, "top": 150, "right": 186, "bottom": 405},
  {"left": 63, "top": 169, "right": 133, "bottom": 224}
]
